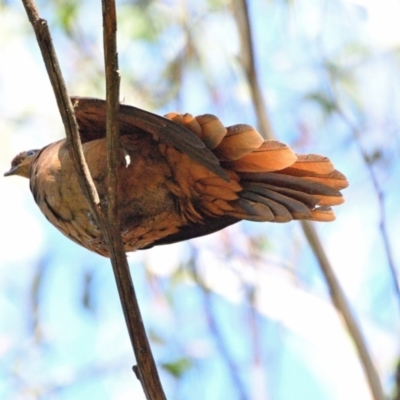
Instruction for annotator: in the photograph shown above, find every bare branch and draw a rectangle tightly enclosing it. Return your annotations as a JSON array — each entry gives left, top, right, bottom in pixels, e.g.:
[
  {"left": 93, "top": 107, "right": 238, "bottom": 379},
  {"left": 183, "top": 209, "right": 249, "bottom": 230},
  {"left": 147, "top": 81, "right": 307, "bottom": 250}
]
[
  {"left": 232, "top": 1, "right": 385, "bottom": 399},
  {"left": 21, "top": 0, "right": 102, "bottom": 217},
  {"left": 323, "top": 61, "right": 400, "bottom": 309},
  {"left": 101, "top": 1, "right": 167, "bottom": 399},
  {"left": 394, "top": 359, "right": 400, "bottom": 400},
  {"left": 232, "top": 0, "right": 274, "bottom": 140},
  {"left": 301, "top": 221, "right": 385, "bottom": 400},
  {"left": 21, "top": 0, "right": 166, "bottom": 398}
]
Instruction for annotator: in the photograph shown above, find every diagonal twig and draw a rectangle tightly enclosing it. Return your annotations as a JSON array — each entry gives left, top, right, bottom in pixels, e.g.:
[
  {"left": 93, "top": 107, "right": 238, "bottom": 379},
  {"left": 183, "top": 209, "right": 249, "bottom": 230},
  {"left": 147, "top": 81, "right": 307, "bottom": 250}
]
[
  {"left": 323, "top": 61, "right": 400, "bottom": 309},
  {"left": 232, "top": 1, "right": 385, "bottom": 400},
  {"left": 21, "top": 1, "right": 166, "bottom": 399},
  {"left": 21, "top": 0, "right": 102, "bottom": 217},
  {"left": 300, "top": 221, "right": 385, "bottom": 400},
  {"left": 189, "top": 247, "right": 249, "bottom": 400}
]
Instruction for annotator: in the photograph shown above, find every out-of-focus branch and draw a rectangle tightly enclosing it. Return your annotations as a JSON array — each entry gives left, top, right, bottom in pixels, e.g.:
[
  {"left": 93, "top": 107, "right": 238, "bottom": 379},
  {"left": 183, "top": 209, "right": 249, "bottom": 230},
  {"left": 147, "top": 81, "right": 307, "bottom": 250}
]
[
  {"left": 21, "top": 1, "right": 166, "bottom": 399},
  {"left": 301, "top": 221, "right": 385, "bottom": 400},
  {"left": 394, "top": 359, "right": 400, "bottom": 400},
  {"left": 323, "top": 62, "right": 400, "bottom": 309},
  {"left": 189, "top": 247, "right": 249, "bottom": 400},
  {"left": 232, "top": 0, "right": 273, "bottom": 140},
  {"left": 232, "top": 1, "right": 385, "bottom": 400}
]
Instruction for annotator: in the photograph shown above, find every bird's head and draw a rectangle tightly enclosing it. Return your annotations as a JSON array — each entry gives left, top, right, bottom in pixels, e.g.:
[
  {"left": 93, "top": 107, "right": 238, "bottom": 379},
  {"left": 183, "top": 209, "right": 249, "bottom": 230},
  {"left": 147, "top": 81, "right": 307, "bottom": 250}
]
[{"left": 4, "top": 150, "right": 39, "bottom": 178}]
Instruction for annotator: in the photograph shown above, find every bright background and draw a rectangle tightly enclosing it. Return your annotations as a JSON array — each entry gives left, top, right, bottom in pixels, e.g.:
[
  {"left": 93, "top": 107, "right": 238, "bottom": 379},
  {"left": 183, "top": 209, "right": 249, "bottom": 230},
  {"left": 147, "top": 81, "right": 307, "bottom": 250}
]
[{"left": 1, "top": 1, "right": 400, "bottom": 399}]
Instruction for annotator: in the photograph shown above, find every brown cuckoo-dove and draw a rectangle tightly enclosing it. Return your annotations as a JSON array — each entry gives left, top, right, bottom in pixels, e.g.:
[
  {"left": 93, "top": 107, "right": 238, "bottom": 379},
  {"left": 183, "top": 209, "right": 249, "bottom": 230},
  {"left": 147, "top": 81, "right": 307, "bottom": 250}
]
[{"left": 4, "top": 97, "right": 348, "bottom": 256}]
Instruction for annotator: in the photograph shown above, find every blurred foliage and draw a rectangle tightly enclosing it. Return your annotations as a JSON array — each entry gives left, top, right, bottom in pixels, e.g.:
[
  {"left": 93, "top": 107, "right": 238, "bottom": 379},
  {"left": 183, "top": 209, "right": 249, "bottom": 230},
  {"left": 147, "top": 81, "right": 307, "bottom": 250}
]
[
  {"left": 304, "top": 91, "right": 337, "bottom": 117},
  {"left": 53, "top": 0, "right": 79, "bottom": 34},
  {"left": 161, "top": 357, "right": 193, "bottom": 378}
]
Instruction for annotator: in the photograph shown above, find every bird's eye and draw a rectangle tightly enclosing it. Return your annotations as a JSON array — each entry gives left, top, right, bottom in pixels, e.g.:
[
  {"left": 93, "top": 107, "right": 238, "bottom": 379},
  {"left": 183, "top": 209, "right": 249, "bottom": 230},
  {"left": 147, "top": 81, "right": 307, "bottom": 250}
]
[{"left": 27, "top": 150, "right": 37, "bottom": 157}]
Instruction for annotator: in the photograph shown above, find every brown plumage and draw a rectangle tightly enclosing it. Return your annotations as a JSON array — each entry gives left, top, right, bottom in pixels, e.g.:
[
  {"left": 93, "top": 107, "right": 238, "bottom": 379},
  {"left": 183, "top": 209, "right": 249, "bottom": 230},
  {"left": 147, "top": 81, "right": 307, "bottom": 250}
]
[{"left": 4, "top": 97, "right": 348, "bottom": 257}]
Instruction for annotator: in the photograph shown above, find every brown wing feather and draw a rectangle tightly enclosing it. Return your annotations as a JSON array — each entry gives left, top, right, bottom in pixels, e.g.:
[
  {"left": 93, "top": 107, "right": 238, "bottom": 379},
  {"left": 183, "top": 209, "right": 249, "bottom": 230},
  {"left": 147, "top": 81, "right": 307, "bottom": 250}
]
[{"left": 71, "top": 97, "right": 227, "bottom": 179}]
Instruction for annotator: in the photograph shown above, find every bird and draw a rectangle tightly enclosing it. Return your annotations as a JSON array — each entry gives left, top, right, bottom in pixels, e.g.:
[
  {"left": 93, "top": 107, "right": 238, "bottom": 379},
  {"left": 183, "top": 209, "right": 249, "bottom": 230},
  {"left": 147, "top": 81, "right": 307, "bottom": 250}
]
[{"left": 4, "top": 97, "right": 348, "bottom": 257}]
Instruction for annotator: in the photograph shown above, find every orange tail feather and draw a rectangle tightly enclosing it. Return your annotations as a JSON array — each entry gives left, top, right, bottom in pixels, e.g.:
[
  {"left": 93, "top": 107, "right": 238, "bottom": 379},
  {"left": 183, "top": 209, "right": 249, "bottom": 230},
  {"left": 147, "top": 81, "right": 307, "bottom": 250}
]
[{"left": 165, "top": 112, "right": 348, "bottom": 223}]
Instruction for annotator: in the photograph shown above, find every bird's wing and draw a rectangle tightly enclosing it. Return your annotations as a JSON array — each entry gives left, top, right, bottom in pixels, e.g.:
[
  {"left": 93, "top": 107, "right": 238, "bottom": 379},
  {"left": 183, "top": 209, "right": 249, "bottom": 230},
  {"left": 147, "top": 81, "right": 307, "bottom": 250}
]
[{"left": 71, "top": 96, "right": 227, "bottom": 179}]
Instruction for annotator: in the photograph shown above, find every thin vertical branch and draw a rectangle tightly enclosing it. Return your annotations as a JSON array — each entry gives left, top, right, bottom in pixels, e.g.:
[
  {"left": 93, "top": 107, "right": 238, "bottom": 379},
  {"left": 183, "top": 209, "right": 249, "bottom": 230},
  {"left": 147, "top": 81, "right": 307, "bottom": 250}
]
[
  {"left": 102, "top": 0, "right": 121, "bottom": 225},
  {"left": 232, "top": 1, "right": 385, "bottom": 400},
  {"left": 21, "top": 0, "right": 166, "bottom": 399},
  {"left": 101, "top": 1, "right": 167, "bottom": 399}
]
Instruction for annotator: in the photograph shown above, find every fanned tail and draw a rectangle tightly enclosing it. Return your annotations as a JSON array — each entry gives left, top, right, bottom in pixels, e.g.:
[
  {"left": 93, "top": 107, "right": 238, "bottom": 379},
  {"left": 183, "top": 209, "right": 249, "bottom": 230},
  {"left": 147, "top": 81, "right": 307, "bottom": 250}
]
[{"left": 165, "top": 112, "right": 348, "bottom": 223}]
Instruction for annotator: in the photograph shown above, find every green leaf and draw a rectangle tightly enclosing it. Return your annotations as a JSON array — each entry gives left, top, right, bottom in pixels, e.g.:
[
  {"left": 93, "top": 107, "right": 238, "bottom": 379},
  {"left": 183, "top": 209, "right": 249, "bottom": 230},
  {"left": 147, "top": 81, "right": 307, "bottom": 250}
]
[{"left": 161, "top": 357, "right": 193, "bottom": 378}]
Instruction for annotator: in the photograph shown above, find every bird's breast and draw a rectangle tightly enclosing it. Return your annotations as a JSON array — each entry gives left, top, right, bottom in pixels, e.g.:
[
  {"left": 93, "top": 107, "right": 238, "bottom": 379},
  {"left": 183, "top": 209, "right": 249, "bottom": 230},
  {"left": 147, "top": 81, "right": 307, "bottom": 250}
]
[{"left": 30, "top": 136, "right": 189, "bottom": 255}]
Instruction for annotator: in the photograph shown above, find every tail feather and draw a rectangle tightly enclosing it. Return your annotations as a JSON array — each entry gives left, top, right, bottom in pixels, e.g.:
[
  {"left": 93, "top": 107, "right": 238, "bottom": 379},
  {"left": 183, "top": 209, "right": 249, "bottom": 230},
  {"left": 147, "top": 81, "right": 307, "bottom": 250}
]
[
  {"left": 166, "top": 112, "right": 228, "bottom": 150},
  {"left": 310, "top": 206, "right": 336, "bottom": 222},
  {"left": 164, "top": 112, "right": 348, "bottom": 223},
  {"left": 261, "top": 185, "right": 343, "bottom": 206},
  {"left": 235, "top": 192, "right": 295, "bottom": 222},
  {"left": 222, "top": 140, "right": 297, "bottom": 172},
  {"left": 277, "top": 155, "right": 348, "bottom": 190},
  {"left": 278, "top": 168, "right": 348, "bottom": 190},
  {"left": 239, "top": 172, "right": 343, "bottom": 200},
  {"left": 283, "top": 154, "right": 334, "bottom": 174},
  {"left": 230, "top": 195, "right": 277, "bottom": 221},
  {"left": 257, "top": 186, "right": 319, "bottom": 208},
  {"left": 213, "top": 124, "right": 264, "bottom": 160},
  {"left": 241, "top": 182, "right": 314, "bottom": 219}
]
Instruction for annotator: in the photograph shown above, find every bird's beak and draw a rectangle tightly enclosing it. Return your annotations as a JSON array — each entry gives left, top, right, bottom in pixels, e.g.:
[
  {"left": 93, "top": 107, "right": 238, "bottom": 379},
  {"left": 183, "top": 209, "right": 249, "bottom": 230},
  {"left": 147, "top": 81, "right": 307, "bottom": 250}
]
[{"left": 3, "top": 166, "right": 18, "bottom": 177}]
